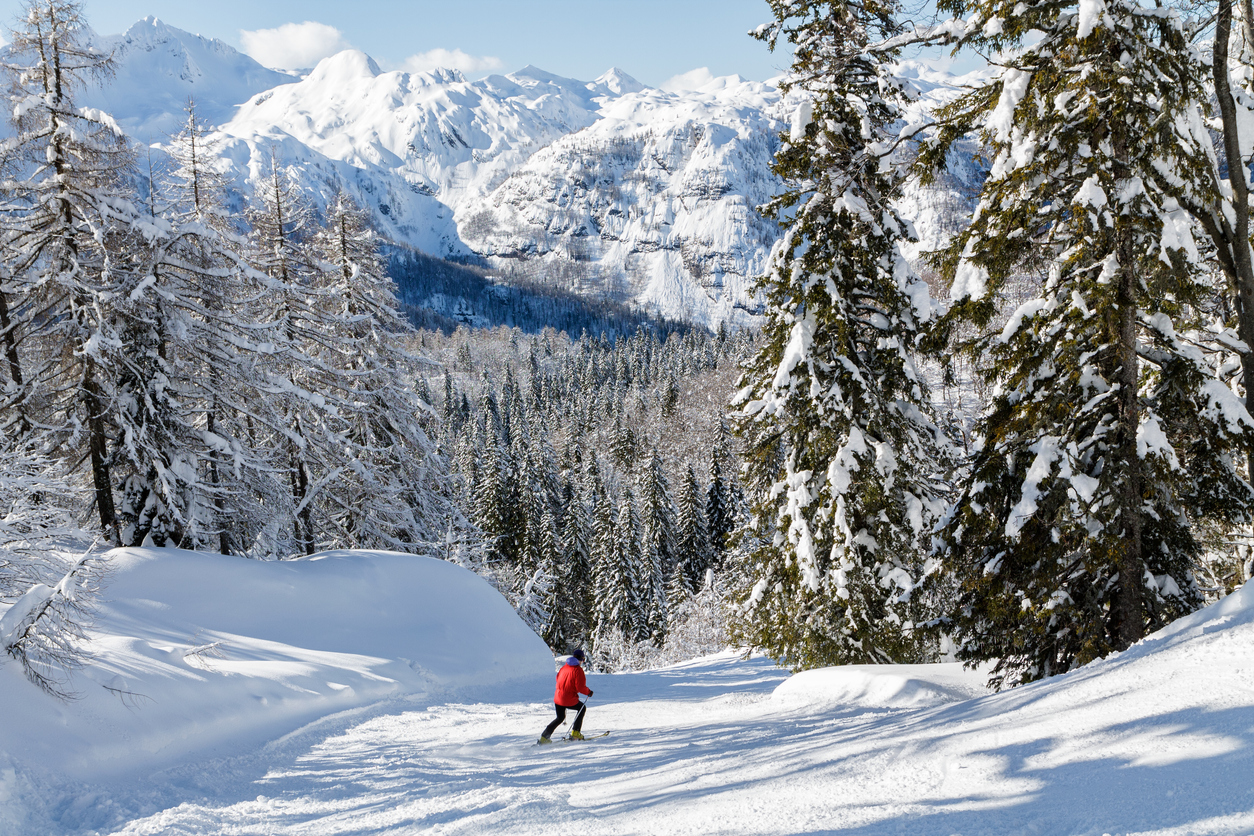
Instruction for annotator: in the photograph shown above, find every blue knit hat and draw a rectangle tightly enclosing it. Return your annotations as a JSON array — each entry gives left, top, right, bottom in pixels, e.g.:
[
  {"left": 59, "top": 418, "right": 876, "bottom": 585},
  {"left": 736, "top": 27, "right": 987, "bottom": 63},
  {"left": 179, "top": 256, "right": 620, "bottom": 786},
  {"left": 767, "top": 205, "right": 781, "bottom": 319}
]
[{"left": 570, "top": 648, "right": 585, "bottom": 661}]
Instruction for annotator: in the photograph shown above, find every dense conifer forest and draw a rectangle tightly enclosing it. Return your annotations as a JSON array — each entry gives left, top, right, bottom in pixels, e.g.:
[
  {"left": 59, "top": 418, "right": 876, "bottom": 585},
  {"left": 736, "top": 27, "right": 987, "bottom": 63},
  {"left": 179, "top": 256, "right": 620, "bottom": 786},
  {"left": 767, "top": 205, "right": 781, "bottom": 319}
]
[{"left": 416, "top": 322, "right": 754, "bottom": 669}]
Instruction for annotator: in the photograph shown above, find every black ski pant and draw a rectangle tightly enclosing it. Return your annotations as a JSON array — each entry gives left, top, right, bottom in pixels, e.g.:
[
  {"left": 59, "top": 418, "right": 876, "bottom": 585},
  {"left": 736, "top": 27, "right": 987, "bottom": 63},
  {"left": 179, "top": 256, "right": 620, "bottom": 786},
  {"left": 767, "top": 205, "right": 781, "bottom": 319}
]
[{"left": 542, "top": 701, "right": 586, "bottom": 738}]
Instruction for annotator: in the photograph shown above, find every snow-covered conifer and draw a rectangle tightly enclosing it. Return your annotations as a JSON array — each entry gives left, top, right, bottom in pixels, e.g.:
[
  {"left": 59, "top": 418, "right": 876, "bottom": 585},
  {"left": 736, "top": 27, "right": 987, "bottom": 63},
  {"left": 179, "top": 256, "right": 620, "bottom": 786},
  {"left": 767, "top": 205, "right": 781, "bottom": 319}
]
[
  {"left": 924, "top": 0, "right": 1254, "bottom": 686},
  {"left": 637, "top": 449, "right": 676, "bottom": 644},
  {"left": 705, "top": 448, "right": 735, "bottom": 564},
  {"left": 730, "top": 0, "right": 947, "bottom": 668},
  {"left": 558, "top": 466, "right": 595, "bottom": 641},
  {"left": 304, "top": 191, "right": 453, "bottom": 551},
  {"left": 675, "top": 465, "right": 712, "bottom": 593}
]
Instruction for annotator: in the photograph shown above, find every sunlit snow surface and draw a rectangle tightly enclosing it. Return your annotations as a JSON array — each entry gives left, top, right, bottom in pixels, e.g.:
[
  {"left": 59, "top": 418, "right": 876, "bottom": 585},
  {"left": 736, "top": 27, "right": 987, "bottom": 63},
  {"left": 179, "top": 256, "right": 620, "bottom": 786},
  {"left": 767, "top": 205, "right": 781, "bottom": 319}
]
[{"left": 4, "top": 550, "right": 1254, "bottom": 835}]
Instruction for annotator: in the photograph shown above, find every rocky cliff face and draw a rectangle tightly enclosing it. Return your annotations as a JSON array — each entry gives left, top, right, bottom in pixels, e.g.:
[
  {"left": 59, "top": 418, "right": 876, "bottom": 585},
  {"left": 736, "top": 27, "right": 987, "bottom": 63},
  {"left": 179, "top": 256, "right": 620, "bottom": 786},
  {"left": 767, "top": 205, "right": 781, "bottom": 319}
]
[
  {"left": 456, "top": 77, "right": 786, "bottom": 328},
  {"left": 73, "top": 21, "right": 984, "bottom": 330}
]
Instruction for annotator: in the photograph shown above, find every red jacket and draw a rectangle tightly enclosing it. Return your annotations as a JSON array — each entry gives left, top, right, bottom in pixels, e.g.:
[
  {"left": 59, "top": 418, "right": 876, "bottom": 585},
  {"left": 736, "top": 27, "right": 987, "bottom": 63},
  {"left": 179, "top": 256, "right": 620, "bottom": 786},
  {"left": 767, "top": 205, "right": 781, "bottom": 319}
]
[{"left": 554, "top": 660, "right": 591, "bottom": 706}]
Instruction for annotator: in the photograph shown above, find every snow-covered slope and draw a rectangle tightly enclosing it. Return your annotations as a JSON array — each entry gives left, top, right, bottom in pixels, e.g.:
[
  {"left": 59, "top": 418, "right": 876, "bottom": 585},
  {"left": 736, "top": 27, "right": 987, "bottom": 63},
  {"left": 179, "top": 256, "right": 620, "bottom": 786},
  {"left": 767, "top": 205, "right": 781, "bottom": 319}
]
[
  {"left": 0, "top": 547, "right": 551, "bottom": 792},
  {"left": 5, "top": 546, "right": 1254, "bottom": 834},
  {"left": 70, "top": 19, "right": 984, "bottom": 330},
  {"left": 84, "top": 17, "right": 296, "bottom": 137}
]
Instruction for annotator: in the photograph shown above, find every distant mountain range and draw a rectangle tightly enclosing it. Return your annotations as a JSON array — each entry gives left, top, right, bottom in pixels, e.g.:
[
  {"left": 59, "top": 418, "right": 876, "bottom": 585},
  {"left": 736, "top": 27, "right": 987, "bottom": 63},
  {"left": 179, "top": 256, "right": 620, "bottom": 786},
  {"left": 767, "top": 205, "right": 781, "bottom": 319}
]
[{"left": 73, "top": 17, "right": 982, "bottom": 330}]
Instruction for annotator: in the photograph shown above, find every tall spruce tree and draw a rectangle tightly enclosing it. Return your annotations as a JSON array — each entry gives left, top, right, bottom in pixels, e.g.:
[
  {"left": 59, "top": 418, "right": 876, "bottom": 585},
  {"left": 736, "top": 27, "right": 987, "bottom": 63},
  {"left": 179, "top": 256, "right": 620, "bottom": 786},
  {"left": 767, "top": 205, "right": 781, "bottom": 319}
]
[
  {"left": 675, "top": 464, "right": 712, "bottom": 594},
  {"left": 923, "top": 0, "right": 1254, "bottom": 686},
  {"left": 730, "top": 0, "right": 947, "bottom": 669},
  {"left": 558, "top": 457, "right": 595, "bottom": 642},
  {"left": 705, "top": 447, "right": 735, "bottom": 565},
  {"left": 637, "top": 449, "right": 677, "bottom": 644},
  {"left": 589, "top": 483, "right": 627, "bottom": 645}
]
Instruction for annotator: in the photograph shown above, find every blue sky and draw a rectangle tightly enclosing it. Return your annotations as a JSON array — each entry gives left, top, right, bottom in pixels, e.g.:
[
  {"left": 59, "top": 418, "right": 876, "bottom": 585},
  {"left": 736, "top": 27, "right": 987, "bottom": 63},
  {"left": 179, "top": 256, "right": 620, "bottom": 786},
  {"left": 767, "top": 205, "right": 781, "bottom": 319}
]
[{"left": 0, "top": 0, "right": 795, "bottom": 87}]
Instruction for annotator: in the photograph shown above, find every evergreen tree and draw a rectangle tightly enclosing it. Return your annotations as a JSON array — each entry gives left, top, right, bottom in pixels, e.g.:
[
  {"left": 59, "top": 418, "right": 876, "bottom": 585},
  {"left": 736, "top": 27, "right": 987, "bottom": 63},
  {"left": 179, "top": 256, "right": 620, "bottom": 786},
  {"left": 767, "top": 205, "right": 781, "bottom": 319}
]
[
  {"left": 705, "top": 448, "right": 735, "bottom": 565},
  {"left": 589, "top": 483, "right": 626, "bottom": 644},
  {"left": 923, "top": 0, "right": 1254, "bottom": 686},
  {"left": 536, "top": 505, "right": 568, "bottom": 650},
  {"left": 615, "top": 487, "right": 648, "bottom": 642},
  {"left": 637, "top": 449, "right": 676, "bottom": 644},
  {"left": 730, "top": 0, "right": 947, "bottom": 669},
  {"left": 305, "top": 191, "right": 450, "bottom": 551},
  {"left": 675, "top": 465, "right": 712, "bottom": 593},
  {"left": 473, "top": 431, "right": 509, "bottom": 563},
  {"left": 611, "top": 416, "right": 637, "bottom": 469},
  {"left": 558, "top": 464, "right": 595, "bottom": 642}
]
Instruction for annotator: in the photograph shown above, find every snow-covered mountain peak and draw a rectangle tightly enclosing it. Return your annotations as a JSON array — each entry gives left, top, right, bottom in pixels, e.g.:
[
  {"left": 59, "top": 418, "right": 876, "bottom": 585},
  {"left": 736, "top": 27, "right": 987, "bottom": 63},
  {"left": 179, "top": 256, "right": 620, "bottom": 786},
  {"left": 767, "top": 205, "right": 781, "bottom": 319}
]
[
  {"left": 121, "top": 15, "right": 182, "bottom": 44},
  {"left": 593, "top": 68, "right": 648, "bottom": 96},
  {"left": 304, "top": 49, "right": 383, "bottom": 85},
  {"left": 61, "top": 18, "right": 983, "bottom": 329},
  {"left": 409, "top": 67, "right": 468, "bottom": 87},
  {"left": 83, "top": 18, "right": 295, "bottom": 136}
]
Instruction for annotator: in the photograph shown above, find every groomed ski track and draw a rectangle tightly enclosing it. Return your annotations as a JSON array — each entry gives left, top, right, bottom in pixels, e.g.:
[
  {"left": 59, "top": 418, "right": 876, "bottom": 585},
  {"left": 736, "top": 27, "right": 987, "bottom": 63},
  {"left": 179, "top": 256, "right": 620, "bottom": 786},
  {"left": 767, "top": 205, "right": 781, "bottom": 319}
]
[{"left": 101, "top": 644, "right": 1254, "bottom": 836}]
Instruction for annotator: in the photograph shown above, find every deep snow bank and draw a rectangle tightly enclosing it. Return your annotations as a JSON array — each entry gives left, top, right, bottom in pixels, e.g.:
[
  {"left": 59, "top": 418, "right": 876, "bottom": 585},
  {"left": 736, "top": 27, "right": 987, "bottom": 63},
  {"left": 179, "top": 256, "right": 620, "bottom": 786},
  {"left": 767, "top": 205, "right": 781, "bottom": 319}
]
[
  {"left": 0, "top": 548, "right": 552, "bottom": 783},
  {"left": 771, "top": 661, "right": 993, "bottom": 711}
]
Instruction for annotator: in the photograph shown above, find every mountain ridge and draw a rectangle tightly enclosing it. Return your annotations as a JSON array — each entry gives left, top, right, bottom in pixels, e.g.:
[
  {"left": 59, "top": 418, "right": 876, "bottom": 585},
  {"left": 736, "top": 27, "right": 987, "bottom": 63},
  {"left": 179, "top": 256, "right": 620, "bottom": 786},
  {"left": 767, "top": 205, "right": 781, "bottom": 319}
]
[{"left": 67, "top": 19, "right": 979, "bottom": 329}]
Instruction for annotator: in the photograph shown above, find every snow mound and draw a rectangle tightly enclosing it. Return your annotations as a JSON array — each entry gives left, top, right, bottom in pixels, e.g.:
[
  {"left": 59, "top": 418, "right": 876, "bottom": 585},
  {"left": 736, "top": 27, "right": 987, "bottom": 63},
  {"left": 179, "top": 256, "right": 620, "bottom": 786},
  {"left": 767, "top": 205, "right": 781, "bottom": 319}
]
[
  {"left": 771, "top": 662, "right": 992, "bottom": 711},
  {"left": 0, "top": 548, "right": 551, "bottom": 782}
]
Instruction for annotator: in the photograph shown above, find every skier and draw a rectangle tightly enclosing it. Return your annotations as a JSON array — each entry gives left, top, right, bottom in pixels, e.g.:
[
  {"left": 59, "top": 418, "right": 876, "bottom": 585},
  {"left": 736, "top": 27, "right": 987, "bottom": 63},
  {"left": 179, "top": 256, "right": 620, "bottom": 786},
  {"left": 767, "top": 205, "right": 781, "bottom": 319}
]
[{"left": 538, "top": 648, "right": 593, "bottom": 743}]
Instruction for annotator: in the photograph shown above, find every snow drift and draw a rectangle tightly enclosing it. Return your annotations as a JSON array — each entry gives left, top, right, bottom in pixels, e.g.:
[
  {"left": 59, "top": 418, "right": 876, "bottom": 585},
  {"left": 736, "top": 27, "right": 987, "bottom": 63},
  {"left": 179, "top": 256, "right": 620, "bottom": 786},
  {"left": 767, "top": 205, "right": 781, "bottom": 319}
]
[
  {"left": 0, "top": 548, "right": 552, "bottom": 786},
  {"left": 771, "top": 662, "right": 993, "bottom": 711}
]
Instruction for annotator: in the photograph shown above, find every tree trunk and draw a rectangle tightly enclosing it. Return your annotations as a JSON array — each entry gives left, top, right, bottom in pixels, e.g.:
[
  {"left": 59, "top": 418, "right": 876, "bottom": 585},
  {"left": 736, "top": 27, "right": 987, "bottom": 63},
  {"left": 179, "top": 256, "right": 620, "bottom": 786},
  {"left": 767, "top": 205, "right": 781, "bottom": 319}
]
[
  {"left": 1213, "top": 0, "right": 1254, "bottom": 480},
  {"left": 1114, "top": 259, "right": 1145, "bottom": 649},
  {"left": 206, "top": 401, "right": 233, "bottom": 555},
  {"left": 0, "top": 287, "right": 30, "bottom": 437},
  {"left": 289, "top": 413, "right": 315, "bottom": 556},
  {"left": 83, "top": 364, "right": 119, "bottom": 545},
  {"left": 1111, "top": 83, "right": 1145, "bottom": 650}
]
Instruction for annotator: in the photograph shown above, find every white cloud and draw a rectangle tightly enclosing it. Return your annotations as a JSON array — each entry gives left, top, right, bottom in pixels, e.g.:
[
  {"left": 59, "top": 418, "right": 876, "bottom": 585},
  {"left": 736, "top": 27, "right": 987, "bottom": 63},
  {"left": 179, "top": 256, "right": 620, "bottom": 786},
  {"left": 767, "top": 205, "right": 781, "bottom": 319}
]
[
  {"left": 401, "top": 48, "right": 504, "bottom": 78},
  {"left": 660, "top": 67, "right": 716, "bottom": 93},
  {"left": 239, "top": 21, "right": 351, "bottom": 71}
]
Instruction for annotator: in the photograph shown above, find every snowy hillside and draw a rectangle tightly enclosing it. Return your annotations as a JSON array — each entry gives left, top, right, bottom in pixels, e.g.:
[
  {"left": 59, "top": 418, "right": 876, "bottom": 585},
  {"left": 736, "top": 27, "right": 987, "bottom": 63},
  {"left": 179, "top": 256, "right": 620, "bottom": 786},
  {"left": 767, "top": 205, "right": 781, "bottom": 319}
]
[
  {"left": 83, "top": 17, "right": 296, "bottom": 138},
  {"left": 2, "top": 559, "right": 1254, "bottom": 832},
  {"left": 2, "top": 545, "right": 1253, "bottom": 834},
  {"left": 0, "top": 548, "right": 551, "bottom": 801},
  {"left": 65, "top": 19, "right": 983, "bottom": 330}
]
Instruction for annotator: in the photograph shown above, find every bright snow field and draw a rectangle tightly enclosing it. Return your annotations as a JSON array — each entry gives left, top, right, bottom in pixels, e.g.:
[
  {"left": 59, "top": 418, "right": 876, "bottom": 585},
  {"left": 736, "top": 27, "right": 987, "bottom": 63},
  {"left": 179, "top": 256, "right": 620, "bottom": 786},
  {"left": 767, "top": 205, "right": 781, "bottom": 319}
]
[{"left": 2, "top": 548, "right": 1253, "bottom": 835}]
